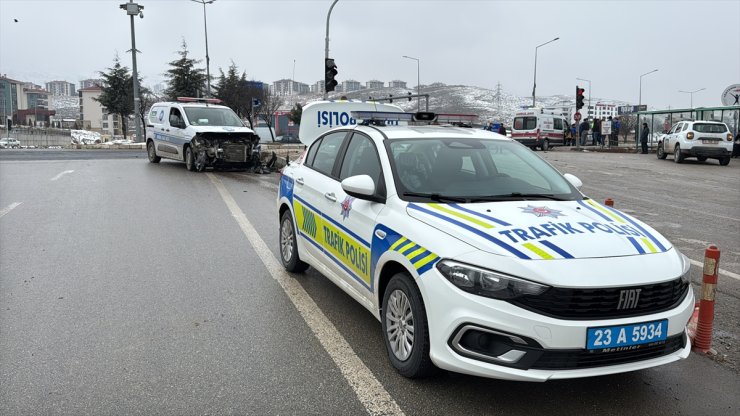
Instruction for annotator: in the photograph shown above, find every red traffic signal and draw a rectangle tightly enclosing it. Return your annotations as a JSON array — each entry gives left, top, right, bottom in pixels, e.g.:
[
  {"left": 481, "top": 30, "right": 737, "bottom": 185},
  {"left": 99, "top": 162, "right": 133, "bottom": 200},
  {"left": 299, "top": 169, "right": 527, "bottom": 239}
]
[{"left": 576, "top": 86, "right": 586, "bottom": 110}]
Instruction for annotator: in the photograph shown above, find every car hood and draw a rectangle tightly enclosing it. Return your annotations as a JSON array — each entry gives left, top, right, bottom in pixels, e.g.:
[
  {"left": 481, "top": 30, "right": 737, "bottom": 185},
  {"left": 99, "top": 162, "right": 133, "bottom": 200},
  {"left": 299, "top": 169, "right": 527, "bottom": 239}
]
[{"left": 405, "top": 199, "right": 672, "bottom": 260}]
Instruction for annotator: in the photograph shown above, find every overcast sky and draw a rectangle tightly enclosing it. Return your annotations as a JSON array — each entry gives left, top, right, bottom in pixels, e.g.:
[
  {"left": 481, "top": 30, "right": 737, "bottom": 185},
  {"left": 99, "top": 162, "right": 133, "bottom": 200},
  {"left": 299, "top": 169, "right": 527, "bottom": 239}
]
[{"left": 1, "top": 0, "right": 738, "bottom": 108}]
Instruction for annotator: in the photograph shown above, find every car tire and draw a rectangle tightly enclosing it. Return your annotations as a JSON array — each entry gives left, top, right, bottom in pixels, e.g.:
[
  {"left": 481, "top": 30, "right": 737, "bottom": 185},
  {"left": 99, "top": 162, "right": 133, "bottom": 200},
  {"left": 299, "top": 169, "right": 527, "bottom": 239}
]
[
  {"left": 541, "top": 139, "right": 550, "bottom": 151},
  {"left": 719, "top": 157, "right": 730, "bottom": 166},
  {"left": 147, "top": 140, "right": 161, "bottom": 163},
  {"left": 673, "top": 145, "right": 684, "bottom": 163},
  {"left": 382, "top": 272, "right": 436, "bottom": 378},
  {"left": 657, "top": 144, "right": 667, "bottom": 159},
  {"left": 185, "top": 146, "right": 196, "bottom": 171},
  {"left": 696, "top": 156, "right": 707, "bottom": 162},
  {"left": 279, "top": 210, "right": 309, "bottom": 273}
]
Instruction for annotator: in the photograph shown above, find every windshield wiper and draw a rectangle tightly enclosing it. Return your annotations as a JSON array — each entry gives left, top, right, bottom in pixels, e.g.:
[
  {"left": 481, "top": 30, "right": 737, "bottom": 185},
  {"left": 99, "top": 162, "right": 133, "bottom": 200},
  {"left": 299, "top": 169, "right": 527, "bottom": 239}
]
[
  {"left": 471, "top": 193, "right": 567, "bottom": 202},
  {"left": 402, "top": 192, "right": 469, "bottom": 203}
]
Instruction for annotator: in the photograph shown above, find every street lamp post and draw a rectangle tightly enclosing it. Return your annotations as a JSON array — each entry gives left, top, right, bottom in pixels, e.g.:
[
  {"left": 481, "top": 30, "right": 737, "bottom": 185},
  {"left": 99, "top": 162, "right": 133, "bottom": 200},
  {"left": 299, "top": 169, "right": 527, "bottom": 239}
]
[
  {"left": 638, "top": 69, "right": 658, "bottom": 107},
  {"left": 402, "top": 55, "right": 420, "bottom": 111},
  {"left": 532, "top": 37, "right": 559, "bottom": 107},
  {"left": 637, "top": 69, "right": 658, "bottom": 150},
  {"left": 191, "top": 0, "right": 215, "bottom": 97},
  {"left": 678, "top": 87, "right": 705, "bottom": 108},
  {"left": 120, "top": 1, "right": 143, "bottom": 142},
  {"left": 324, "top": 0, "right": 339, "bottom": 100}
]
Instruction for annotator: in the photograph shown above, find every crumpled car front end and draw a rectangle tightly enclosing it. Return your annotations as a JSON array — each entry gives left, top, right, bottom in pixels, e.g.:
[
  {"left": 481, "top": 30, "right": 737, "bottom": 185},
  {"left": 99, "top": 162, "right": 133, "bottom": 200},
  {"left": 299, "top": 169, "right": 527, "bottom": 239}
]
[{"left": 191, "top": 132, "right": 261, "bottom": 171}]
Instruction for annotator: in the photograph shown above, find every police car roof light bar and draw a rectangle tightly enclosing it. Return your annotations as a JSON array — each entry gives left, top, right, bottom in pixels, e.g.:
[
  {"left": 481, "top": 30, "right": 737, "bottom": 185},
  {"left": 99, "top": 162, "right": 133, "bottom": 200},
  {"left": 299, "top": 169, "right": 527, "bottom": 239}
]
[
  {"left": 435, "top": 113, "right": 478, "bottom": 124},
  {"left": 177, "top": 97, "right": 223, "bottom": 104}
]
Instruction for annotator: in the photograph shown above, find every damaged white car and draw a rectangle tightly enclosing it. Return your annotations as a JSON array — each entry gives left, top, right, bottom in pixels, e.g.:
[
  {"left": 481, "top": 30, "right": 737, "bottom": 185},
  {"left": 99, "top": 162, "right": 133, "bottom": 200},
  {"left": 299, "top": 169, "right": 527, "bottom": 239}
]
[{"left": 145, "top": 98, "right": 262, "bottom": 172}]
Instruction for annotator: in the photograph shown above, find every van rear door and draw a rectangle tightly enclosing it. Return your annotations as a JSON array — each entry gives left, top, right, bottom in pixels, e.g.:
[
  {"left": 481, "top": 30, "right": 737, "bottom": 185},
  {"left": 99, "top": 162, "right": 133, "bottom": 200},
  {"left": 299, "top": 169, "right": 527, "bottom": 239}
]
[{"left": 512, "top": 115, "right": 538, "bottom": 146}]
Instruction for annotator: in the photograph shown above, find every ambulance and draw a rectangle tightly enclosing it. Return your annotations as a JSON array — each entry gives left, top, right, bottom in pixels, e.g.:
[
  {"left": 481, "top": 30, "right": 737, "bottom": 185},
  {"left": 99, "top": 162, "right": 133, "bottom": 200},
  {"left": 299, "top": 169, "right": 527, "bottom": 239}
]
[{"left": 511, "top": 110, "right": 568, "bottom": 150}]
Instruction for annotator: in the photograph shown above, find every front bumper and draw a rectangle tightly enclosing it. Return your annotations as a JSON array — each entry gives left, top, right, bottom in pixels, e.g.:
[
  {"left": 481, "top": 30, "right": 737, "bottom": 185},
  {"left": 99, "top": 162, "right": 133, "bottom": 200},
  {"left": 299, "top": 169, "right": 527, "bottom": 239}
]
[{"left": 420, "top": 268, "right": 695, "bottom": 382}]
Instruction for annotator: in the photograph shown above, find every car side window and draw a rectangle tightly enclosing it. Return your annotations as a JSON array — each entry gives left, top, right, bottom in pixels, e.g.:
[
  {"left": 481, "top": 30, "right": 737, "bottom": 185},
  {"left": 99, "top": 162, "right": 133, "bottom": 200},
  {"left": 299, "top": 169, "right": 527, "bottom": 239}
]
[
  {"left": 308, "top": 132, "right": 347, "bottom": 177},
  {"left": 553, "top": 118, "right": 563, "bottom": 130},
  {"left": 339, "top": 133, "right": 383, "bottom": 187},
  {"left": 169, "top": 108, "right": 184, "bottom": 129},
  {"left": 682, "top": 123, "right": 690, "bottom": 132},
  {"left": 305, "top": 138, "right": 322, "bottom": 166}
]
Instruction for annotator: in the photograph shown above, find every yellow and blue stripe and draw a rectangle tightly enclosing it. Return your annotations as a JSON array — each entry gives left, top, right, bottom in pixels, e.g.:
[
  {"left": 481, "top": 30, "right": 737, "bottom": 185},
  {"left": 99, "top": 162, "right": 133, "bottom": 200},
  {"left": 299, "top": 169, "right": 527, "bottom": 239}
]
[
  {"left": 372, "top": 224, "right": 440, "bottom": 276},
  {"left": 408, "top": 203, "right": 532, "bottom": 259}
]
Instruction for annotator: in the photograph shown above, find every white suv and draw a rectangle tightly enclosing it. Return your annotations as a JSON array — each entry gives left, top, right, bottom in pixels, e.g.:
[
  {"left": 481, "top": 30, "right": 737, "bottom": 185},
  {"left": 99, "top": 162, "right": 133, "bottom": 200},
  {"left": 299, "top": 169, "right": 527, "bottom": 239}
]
[
  {"left": 145, "top": 98, "right": 262, "bottom": 172},
  {"left": 657, "top": 120, "right": 733, "bottom": 165},
  {"left": 0, "top": 138, "right": 21, "bottom": 149}
]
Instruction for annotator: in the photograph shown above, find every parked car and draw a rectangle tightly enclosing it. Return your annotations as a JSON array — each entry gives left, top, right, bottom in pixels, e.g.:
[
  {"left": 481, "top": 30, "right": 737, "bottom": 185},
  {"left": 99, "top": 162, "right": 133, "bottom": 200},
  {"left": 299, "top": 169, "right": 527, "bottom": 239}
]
[
  {"left": 656, "top": 120, "right": 733, "bottom": 165},
  {"left": 277, "top": 100, "right": 694, "bottom": 381},
  {"left": 0, "top": 138, "right": 21, "bottom": 148},
  {"left": 275, "top": 134, "right": 301, "bottom": 144}
]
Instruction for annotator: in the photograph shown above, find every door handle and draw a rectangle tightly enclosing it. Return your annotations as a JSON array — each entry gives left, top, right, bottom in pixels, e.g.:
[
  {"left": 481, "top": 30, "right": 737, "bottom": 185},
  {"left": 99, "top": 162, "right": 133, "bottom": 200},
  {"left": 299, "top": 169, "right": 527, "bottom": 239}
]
[
  {"left": 374, "top": 230, "right": 386, "bottom": 239},
  {"left": 295, "top": 177, "right": 304, "bottom": 185},
  {"left": 324, "top": 192, "right": 336, "bottom": 202}
]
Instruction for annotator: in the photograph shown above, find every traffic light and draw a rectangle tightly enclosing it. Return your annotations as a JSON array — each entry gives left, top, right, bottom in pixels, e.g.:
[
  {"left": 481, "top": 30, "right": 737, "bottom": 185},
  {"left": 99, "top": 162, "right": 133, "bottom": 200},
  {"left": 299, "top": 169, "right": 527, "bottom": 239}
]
[
  {"left": 576, "top": 86, "right": 585, "bottom": 110},
  {"left": 325, "top": 58, "right": 338, "bottom": 93},
  {"left": 407, "top": 92, "right": 412, "bottom": 101}
]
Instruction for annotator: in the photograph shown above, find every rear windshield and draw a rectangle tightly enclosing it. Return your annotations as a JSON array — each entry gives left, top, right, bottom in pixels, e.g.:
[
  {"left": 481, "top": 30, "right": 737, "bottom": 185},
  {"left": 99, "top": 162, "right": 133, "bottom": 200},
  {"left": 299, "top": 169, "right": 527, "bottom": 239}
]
[
  {"left": 693, "top": 123, "right": 727, "bottom": 133},
  {"left": 513, "top": 117, "right": 537, "bottom": 130}
]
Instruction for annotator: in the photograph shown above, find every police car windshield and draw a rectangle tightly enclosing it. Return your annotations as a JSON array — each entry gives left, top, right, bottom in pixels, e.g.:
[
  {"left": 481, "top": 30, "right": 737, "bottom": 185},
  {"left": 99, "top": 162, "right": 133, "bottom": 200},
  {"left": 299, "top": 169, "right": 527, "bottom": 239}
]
[
  {"left": 183, "top": 107, "right": 244, "bottom": 127},
  {"left": 387, "top": 138, "right": 580, "bottom": 202}
]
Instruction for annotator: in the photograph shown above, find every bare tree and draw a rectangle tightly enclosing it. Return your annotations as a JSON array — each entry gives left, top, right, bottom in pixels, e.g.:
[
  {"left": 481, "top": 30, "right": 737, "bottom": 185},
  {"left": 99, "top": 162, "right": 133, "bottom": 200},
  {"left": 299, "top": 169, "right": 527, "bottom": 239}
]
[{"left": 256, "top": 92, "right": 283, "bottom": 141}]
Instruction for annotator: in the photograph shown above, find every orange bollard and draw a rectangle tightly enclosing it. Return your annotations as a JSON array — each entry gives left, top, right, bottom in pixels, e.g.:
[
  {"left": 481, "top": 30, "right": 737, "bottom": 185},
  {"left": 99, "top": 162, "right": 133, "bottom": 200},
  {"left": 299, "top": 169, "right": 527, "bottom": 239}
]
[
  {"left": 604, "top": 198, "right": 614, "bottom": 207},
  {"left": 692, "top": 245, "right": 720, "bottom": 354}
]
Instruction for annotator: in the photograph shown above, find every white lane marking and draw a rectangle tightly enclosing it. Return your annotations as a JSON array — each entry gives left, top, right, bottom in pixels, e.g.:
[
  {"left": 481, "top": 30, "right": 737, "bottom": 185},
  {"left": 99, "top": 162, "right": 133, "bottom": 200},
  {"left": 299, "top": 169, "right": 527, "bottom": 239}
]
[
  {"left": 688, "top": 258, "right": 740, "bottom": 282},
  {"left": 207, "top": 173, "right": 404, "bottom": 416},
  {"left": 51, "top": 170, "right": 75, "bottom": 181},
  {"left": 0, "top": 202, "right": 22, "bottom": 219}
]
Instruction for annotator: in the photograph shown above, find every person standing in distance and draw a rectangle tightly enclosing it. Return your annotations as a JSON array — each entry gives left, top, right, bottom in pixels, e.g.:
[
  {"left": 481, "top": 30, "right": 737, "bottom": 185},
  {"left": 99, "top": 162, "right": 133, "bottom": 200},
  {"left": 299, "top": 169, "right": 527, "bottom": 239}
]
[{"left": 640, "top": 122, "right": 649, "bottom": 154}]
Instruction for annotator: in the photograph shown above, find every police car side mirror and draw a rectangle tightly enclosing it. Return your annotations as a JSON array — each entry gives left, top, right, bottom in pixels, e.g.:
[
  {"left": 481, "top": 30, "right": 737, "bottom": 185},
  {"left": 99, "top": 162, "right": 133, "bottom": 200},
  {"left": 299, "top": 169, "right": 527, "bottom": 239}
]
[
  {"left": 341, "top": 175, "right": 384, "bottom": 203},
  {"left": 563, "top": 173, "right": 583, "bottom": 190}
]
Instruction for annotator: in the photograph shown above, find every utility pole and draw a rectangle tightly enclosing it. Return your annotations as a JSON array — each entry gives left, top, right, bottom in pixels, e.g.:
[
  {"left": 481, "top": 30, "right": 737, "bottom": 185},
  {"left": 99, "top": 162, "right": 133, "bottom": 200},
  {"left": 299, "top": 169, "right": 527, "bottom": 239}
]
[
  {"left": 120, "top": 1, "right": 144, "bottom": 142},
  {"left": 323, "top": 0, "right": 339, "bottom": 100}
]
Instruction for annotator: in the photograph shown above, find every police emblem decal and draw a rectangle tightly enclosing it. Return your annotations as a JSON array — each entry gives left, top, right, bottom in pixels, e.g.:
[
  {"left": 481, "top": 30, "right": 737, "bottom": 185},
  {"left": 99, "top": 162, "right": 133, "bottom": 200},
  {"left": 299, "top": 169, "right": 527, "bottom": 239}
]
[
  {"left": 519, "top": 205, "right": 565, "bottom": 218},
  {"left": 340, "top": 196, "right": 355, "bottom": 220}
]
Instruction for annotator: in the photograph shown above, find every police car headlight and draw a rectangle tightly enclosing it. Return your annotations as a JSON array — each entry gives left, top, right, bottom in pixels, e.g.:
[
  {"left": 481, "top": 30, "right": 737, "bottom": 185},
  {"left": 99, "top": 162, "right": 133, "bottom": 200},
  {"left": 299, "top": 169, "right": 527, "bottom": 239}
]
[{"left": 436, "top": 260, "right": 549, "bottom": 300}]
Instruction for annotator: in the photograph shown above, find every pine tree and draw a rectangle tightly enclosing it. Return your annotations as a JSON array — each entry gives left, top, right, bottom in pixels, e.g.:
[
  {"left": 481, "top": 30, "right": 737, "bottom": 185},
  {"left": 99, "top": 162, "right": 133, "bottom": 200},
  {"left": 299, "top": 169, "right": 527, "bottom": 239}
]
[
  {"left": 96, "top": 54, "right": 134, "bottom": 140},
  {"left": 288, "top": 103, "right": 302, "bottom": 126},
  {"left": 214, "top": 62, "right": 246, "bottom": 116},
  {"left": 164, "top": 40, "right": 207, "bottom": 100}
]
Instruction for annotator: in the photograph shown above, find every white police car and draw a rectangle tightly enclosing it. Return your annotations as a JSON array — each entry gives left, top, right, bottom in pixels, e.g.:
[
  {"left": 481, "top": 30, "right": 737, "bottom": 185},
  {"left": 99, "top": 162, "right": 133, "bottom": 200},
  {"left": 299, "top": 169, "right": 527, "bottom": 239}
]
[
  {"left": 276, "top": 100, "right": 694, "bottom": 381},
  {"left": 146, "top": 97, "right": 261, "bottom": 171}
]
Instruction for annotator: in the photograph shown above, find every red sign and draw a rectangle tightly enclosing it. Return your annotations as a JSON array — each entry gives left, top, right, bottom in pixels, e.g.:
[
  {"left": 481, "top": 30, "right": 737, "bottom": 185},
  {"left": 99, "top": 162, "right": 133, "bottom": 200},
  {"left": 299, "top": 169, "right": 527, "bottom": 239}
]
[{"left": 574, "top": 112, "right": 582, "bottom": 121}]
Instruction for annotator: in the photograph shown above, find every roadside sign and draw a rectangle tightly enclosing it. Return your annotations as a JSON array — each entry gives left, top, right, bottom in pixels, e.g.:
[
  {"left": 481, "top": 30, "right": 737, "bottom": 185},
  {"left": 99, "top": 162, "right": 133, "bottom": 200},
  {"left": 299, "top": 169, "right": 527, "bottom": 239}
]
[
  {"left": 601, "top": 120, "right": 612, "bottom": 135},
  {"left": 618, "top": 105, "right": 647, "bottom": 115},
  {"left": 574, "top": 112, "right": 582, "bottom": 122},
  {"left": 721, "top": 84, "right": 740, "bottom": 106}
]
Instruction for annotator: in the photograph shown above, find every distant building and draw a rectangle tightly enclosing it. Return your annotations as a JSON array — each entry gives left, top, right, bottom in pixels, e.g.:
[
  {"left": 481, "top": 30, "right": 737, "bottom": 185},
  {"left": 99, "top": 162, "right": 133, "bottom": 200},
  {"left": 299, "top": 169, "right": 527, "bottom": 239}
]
[
  {"left": 46, "top": 80, "right": 75, "bottom": 96},
  {"left": 311, "top": 80, "right": 325, "bottom": 94},
  {"left": 17, "top": 87, "right": 52, "bottom": 125},
  {"left": 0, "top": 75, "right": 22, "bottom": 124},
  {"left": 366, "top": 80, "right": 384, "bottom": 89},
  {"left": 544, "top": 101, "right": 621, "bottom": 123},
  {"left": 79, "top": 78, "right": 103, "bottom": 90},
  {"left": 341, "top": 80, "right": 362, "bottom": 93},
  {"left": 389, "top": 80, "right": 407, "bottom": 89},
  {"left": 78, "top": 86, "right": 122, "bottom": 136},
  {"left": 272, "top": 79, "right": 309, "bottom": 96}
]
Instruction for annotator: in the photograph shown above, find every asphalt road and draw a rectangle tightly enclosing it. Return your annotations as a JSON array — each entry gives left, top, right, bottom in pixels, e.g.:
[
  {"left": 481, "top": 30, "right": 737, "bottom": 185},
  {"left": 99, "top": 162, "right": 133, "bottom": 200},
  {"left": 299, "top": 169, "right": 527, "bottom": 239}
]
[{"left": 1, "top": 149, "right": 739, "bottom": 416}]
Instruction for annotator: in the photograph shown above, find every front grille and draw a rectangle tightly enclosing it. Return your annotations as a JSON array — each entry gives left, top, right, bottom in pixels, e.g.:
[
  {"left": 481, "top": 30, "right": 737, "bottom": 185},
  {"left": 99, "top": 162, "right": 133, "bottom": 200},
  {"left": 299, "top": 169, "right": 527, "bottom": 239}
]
[
  {"left": 510, "top": 278, "right": 689, "bottom": 320},
  {"left": 222, "top": 144, "right": 248, "bottom": 162},
  {"left": 531, "top": 333, "right": 685, "bottom": 370}
]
